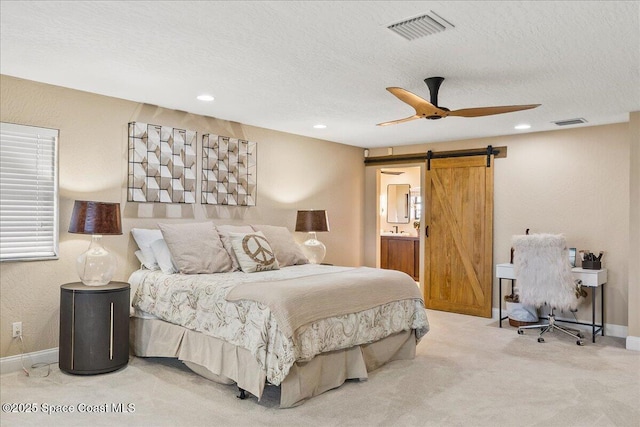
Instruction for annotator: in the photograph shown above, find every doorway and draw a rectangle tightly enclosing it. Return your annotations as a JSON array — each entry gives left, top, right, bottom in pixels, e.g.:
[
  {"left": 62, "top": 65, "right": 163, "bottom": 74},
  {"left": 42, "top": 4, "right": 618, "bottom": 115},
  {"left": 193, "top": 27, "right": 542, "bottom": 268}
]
[{"left": 377, "top": 166, "right": 422, "bottom": 283}]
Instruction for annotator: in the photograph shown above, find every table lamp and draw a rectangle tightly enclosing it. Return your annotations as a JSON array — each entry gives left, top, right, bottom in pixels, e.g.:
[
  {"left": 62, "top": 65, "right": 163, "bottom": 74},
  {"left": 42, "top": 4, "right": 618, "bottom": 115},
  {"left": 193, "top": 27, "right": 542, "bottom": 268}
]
[
  {"left": 68, "top": 200, "right": 122, "bottom": 286},
  {"left": 295, "top": 210, "right": 329, "bottom": 264}
]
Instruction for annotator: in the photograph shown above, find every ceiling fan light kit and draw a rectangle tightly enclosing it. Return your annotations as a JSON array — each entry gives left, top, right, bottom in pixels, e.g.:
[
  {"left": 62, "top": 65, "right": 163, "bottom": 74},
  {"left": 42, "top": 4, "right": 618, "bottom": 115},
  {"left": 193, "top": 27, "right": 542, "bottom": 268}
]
[{"left": 377, "top": 77, "right": 540, "bottom": 127}]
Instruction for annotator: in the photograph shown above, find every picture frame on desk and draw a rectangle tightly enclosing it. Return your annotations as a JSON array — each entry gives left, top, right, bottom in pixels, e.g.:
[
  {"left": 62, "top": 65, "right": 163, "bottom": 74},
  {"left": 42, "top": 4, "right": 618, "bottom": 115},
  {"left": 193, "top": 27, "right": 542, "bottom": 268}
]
[{"left": 569, "top": 248, "right": 576, "bottom": 267}]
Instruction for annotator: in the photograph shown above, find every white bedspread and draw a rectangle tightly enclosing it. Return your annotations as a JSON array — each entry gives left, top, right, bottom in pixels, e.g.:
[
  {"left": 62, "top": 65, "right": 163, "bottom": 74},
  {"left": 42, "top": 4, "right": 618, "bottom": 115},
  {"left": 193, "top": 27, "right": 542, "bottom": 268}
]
[{"left": 130, "top": 264, "right": 429, "bottom": 385}]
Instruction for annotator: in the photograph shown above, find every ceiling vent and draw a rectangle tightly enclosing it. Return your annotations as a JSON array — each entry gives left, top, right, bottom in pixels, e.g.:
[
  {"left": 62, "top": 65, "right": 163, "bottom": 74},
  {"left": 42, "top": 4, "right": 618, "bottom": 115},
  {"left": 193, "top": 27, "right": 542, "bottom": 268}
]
[
  {"left": 387, "top": 11, "right": 454, "bottom": 41},
  {"left": 553, "top": 118, "right": 588, "bottom": 126}
]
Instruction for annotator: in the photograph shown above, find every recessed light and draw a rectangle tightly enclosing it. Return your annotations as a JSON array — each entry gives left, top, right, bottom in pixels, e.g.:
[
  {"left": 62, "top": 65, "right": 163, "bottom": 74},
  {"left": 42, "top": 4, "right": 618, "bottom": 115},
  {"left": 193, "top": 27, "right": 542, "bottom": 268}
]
[
  {"left": 313, "top": 124, "right": 327, "bottom": 129},
  {"left": 514, "top": 123, "right": 531, "bottom": 130},
  {"left": 197, "top": 94, "right": 214, "bottom": 102}
]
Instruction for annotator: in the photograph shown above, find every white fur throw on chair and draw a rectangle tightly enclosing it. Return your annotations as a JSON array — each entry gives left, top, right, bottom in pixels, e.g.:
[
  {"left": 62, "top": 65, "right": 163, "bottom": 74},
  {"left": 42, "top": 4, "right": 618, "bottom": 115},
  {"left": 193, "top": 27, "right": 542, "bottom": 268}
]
[{"left": 512, "top": 233, "right": 577, "bottom": 312}]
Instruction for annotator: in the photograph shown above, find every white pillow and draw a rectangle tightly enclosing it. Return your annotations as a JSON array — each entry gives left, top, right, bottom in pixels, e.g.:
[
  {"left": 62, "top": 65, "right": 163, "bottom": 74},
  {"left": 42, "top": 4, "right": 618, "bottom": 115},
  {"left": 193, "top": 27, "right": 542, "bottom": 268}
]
[
  {"left": 229, "top": 231, "right": 280, "bottom": 273},
  {"left": 216, "top": 224, "right": 255, "bottom": 271},
  {"left": 251, "top": 224, "right": 309, "bottom": 267},
  {"left": 158, "top": 222, "right": 233, "bottom": 274},
  {"left": 131, "top": 228, "right": 163, "bottom": 270},
  {"left": 150, "top": 238, "right": 178, "bottom": 274}
]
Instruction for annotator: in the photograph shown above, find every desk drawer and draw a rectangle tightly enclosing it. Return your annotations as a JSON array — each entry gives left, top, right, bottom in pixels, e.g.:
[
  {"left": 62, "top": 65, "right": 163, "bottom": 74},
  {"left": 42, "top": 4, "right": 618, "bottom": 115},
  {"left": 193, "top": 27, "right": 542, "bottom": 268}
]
[
  {"left": 496, "top": 263, "right": 515, "bottom": 280},
  {"left": 572, "top": 268, "right": 607, "bottom": 287}
]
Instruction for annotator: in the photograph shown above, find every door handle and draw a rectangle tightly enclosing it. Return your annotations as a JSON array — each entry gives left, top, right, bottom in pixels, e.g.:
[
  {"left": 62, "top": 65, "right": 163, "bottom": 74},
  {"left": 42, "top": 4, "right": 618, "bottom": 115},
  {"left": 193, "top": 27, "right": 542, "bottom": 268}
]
[{"left": 425, "top": 225, "right": 429, "bottom": 237}]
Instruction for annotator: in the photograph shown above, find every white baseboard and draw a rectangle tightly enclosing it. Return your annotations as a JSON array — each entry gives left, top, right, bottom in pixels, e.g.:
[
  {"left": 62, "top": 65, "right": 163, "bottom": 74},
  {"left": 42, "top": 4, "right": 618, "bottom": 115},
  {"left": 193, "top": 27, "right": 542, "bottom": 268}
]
[
  {"left": 0, "top": 347, "right": 58, "bottom": 375},
  {"left": 626, "top": 336, "right": 640, "bottom": 351},
  {"left": 491, "top": 307, "right": 628, "bottom": 339}
]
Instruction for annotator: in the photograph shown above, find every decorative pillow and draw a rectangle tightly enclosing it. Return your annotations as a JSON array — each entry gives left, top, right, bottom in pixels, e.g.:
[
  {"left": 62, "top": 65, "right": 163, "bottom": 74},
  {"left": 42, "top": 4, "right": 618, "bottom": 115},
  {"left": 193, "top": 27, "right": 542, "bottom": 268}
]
[
  {"left": 131, "top": 228, "right": 163, "bottom": 270},
  {"left": 251, "top": 224, "right": 308, "bottom": 267},
  {"left": 216, "top": 224, "right": 255, "bottom": 271},
  {"left": 150, "top": 238, "right": 179, "bottom": 274},
  {"left": 158, "top": 222, "right": 233, "bottom": 274},
  {"left": 134, "top": 250, "right": 159, "bottom": 271},
  {"left": 229, "top": 231, "right": 280, "bottom": 273}
]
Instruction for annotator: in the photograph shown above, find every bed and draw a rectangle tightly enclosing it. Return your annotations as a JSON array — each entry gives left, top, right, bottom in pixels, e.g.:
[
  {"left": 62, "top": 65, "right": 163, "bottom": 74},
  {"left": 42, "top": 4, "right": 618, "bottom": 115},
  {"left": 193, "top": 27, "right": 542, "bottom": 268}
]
[{"left": 128, "top": 223, "right": 429, "bottom": 408}]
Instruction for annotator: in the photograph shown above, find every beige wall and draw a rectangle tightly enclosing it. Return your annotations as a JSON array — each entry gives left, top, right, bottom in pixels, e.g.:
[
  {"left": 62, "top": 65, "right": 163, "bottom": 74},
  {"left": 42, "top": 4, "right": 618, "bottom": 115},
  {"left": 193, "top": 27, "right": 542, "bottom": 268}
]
[
  {"left": 0, "top": 75, "right": 364, "bottom": 357},
  {"left": 365, "top": 124, "right": 632, "bottom": 330}
]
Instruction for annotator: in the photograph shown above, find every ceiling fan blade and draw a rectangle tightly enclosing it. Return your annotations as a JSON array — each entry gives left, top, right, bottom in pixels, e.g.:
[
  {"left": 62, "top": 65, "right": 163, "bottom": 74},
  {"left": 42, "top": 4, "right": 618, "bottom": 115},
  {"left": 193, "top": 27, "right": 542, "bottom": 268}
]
[
  {"left": 448, "top": 104, "right": 541, "bottom": 117},
  {"left": 385, "top": 87, "right": 449, "bottom": 118},
  {"left": 386, "top": 87, "right": 433, "bottom": 110},
  {"left": 376, "top": 115, "right": 421, "bottom": 127}
]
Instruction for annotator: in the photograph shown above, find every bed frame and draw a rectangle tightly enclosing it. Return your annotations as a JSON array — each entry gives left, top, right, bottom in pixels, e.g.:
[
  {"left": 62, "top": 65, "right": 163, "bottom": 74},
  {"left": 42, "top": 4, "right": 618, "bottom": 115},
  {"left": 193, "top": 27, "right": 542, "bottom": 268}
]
[{"left": 130, "top": 316, "right": 417, "bottom": 408}]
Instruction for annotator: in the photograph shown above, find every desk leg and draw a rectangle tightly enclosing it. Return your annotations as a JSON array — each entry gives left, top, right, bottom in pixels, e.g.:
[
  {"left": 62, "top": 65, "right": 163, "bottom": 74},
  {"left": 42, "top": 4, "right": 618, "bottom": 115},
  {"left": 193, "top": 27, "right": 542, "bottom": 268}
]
[
  {"left": 498, "top": 278, "right": 516, "bottom": 328},
  {"left": 601, "top": 284, "right": 605, "bottom": 337},
  {"left": 590, "top": 284, "right": 606, "bottom": 343},
  {"left": 592, "top": 288, "right": 596, "bottom": 343},
  {"left": 499, "top": 278, "right": 503, "bottom": 328}
]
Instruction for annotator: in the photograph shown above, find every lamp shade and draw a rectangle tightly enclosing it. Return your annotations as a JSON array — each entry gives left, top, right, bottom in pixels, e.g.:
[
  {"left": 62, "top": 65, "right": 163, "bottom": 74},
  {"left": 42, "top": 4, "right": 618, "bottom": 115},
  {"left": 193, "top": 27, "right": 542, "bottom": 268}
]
[
  {"left": 69, "top": 201, "right": 122, "bottom": 235},
  {"left": 295, "top": 210, "right": 330, "bottom": 233}
]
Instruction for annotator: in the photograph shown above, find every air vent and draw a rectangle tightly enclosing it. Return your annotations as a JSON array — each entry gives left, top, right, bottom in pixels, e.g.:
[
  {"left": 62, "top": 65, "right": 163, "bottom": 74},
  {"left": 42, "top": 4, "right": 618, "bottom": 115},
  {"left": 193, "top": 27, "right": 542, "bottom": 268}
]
[
  {"left": 387, "top": 11, "right": 454, "bottom": 41},
  {"left": 553, "top": 118, "right": 588, "bottom": 126}
]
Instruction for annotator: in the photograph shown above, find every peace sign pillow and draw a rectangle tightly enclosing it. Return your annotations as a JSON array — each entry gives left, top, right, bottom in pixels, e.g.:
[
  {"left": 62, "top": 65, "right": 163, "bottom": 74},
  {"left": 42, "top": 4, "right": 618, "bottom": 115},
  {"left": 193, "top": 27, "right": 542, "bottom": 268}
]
[{"left": 229, "top": 231, "right": 280, "bottom": 273}]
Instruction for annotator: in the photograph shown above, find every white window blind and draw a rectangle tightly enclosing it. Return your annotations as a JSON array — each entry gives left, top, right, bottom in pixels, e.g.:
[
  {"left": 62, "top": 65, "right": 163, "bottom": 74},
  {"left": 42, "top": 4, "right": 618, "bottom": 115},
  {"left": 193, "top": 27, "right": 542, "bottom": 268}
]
[{"left": 0, "top": 122, "right": 59, "bottom": 261}]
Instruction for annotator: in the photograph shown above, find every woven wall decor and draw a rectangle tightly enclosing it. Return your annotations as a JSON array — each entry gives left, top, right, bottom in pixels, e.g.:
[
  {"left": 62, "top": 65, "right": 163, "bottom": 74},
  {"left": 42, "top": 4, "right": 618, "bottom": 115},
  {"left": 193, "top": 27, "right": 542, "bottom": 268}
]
[
  {"left": 127, "top": 122, "right": 197, "bottom": 203},
  {"left": 202, "top": 134, "right": 257, "bottom": 206}
]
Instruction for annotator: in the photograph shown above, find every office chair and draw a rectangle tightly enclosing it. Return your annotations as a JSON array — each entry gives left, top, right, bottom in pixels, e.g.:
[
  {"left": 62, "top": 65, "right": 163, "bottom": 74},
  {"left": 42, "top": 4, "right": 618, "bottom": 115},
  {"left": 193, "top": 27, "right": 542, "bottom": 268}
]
[{"left": 512, "top": 233, "right": 585, "bottom": 346}]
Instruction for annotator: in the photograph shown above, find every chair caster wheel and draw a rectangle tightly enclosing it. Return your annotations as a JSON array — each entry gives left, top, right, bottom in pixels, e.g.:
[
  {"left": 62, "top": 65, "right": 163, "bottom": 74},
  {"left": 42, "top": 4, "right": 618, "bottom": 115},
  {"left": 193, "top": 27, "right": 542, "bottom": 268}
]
[
  {"left": 577, "top": 340, "right": 584, "bottom": 346},
  {"left": 517, "top": 329, "right": 524, "bottom": 335},
  {"left": 537, "top": 337, "right": 545, "bottom": 343}
]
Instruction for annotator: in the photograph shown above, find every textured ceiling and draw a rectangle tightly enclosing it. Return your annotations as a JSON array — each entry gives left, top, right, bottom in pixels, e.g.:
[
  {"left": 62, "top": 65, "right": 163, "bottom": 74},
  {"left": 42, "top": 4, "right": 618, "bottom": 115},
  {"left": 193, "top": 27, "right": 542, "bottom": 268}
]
[{"left": 1, "top": 1, "right": 639, "bottom": 148}]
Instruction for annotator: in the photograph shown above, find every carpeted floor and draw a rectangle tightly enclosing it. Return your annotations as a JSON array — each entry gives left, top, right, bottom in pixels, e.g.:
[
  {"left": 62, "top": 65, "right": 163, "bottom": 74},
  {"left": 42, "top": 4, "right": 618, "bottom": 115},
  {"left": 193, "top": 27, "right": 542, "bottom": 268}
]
[{"left": 1, "top": 309, "right": 638, "bottom": 427}]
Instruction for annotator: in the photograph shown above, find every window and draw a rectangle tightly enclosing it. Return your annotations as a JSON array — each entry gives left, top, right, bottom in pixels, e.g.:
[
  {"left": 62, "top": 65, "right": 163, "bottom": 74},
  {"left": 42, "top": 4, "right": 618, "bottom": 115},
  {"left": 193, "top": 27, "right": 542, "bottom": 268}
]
[{"left": 0, "top": 122, "right": 59, "bottom": 261}]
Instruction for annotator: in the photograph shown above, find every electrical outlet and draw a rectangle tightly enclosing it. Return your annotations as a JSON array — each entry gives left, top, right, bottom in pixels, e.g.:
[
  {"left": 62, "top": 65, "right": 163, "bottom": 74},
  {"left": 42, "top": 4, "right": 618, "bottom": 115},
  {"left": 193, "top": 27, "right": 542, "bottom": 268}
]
[{"left": 12, "top": 322, "right": 22, "bottom": 338}]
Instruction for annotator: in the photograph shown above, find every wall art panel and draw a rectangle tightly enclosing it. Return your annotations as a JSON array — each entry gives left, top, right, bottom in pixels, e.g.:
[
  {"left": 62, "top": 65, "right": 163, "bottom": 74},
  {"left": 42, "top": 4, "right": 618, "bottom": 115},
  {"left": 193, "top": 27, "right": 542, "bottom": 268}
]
[
  {"left": 202, "top": 134, "right": 257, "bottom": 206},
  {"left": 128, "top": 122, "right": 197, "bottom": 203}
]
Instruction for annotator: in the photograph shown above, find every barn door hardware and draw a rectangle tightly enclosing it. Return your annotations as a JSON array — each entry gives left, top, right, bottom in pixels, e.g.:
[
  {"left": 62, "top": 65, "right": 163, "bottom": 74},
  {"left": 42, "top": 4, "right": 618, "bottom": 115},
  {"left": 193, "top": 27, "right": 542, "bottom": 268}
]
[{"left": 426, "top": 145, "right": 499, "bottom": 170}]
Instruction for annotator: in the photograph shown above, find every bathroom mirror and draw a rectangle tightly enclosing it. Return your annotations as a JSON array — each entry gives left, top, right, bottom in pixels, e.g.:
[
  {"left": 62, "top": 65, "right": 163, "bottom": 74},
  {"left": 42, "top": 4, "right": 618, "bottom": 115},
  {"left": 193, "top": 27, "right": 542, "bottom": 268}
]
[{"left": 387, "top": 184, "right": 410, "bottom": 224}]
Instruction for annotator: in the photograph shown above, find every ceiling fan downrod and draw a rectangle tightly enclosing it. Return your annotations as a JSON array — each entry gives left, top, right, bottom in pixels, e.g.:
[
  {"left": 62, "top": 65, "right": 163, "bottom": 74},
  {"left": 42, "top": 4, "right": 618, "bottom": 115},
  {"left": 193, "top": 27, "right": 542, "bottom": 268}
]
[{"left": 424, "top": 77, "right": 449, "bottom": 118}]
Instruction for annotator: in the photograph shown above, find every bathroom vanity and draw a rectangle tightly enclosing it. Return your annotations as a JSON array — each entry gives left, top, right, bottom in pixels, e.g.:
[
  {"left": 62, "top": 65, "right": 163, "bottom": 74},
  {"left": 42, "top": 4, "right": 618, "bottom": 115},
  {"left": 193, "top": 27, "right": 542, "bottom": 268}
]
[{"left": 380, "top": 235, "right": 419, "bottom": 281}]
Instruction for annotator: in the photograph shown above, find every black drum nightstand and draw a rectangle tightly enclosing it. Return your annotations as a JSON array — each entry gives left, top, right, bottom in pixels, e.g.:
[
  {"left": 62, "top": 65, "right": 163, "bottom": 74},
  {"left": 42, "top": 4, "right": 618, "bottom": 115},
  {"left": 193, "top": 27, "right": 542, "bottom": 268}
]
[{"left": 59, "top": 281, "right": 130, "bottom": 375}]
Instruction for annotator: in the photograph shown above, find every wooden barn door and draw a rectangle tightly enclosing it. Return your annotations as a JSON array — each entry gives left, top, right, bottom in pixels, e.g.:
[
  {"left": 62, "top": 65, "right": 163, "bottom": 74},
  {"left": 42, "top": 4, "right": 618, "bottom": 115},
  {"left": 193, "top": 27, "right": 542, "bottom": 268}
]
[{"left": 423, "top": 155, "right": 494, "bottom": 317}]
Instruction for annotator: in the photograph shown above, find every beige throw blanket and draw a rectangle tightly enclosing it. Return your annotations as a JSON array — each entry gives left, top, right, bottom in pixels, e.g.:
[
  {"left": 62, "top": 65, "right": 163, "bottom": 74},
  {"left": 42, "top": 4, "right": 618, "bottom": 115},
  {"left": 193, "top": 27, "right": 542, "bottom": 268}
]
[{"left": 226, "top": 267, "right": 423, "bottom": 338}]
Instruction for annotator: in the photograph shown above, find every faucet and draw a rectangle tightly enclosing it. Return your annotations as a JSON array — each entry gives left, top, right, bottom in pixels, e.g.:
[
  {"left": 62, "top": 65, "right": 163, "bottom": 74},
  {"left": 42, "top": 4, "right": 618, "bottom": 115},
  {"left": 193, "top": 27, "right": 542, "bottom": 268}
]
[{"left": 393, "top": 226, "right": 398, "bottom": 233}]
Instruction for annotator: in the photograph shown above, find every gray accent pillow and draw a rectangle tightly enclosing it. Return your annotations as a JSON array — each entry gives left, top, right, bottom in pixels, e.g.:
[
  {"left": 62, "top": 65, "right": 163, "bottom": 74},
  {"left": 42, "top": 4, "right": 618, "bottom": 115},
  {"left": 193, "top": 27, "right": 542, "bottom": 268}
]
[
  {"left": 229, "top": 231, "right": 280, "bottom": 273},
  {"left": 251, "top": 224, "right": 309, "bottom": 267},
  {"left": 158, "top": 222, "right": 233, "bottom": 274}
]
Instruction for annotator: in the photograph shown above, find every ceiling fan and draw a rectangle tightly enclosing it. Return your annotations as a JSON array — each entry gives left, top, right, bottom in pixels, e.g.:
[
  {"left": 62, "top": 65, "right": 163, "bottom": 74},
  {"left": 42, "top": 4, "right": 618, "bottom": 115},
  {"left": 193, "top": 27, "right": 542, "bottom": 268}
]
[{"left": 377, "top": 77, "right": 540, "bottom": 126}]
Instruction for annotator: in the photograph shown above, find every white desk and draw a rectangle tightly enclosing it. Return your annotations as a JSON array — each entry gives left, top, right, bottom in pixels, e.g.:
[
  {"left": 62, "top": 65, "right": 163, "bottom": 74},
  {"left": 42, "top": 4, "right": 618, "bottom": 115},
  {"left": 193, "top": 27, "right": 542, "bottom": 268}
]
[{"left": 496, "top": 263, "right": 607, "bottom": 342}]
